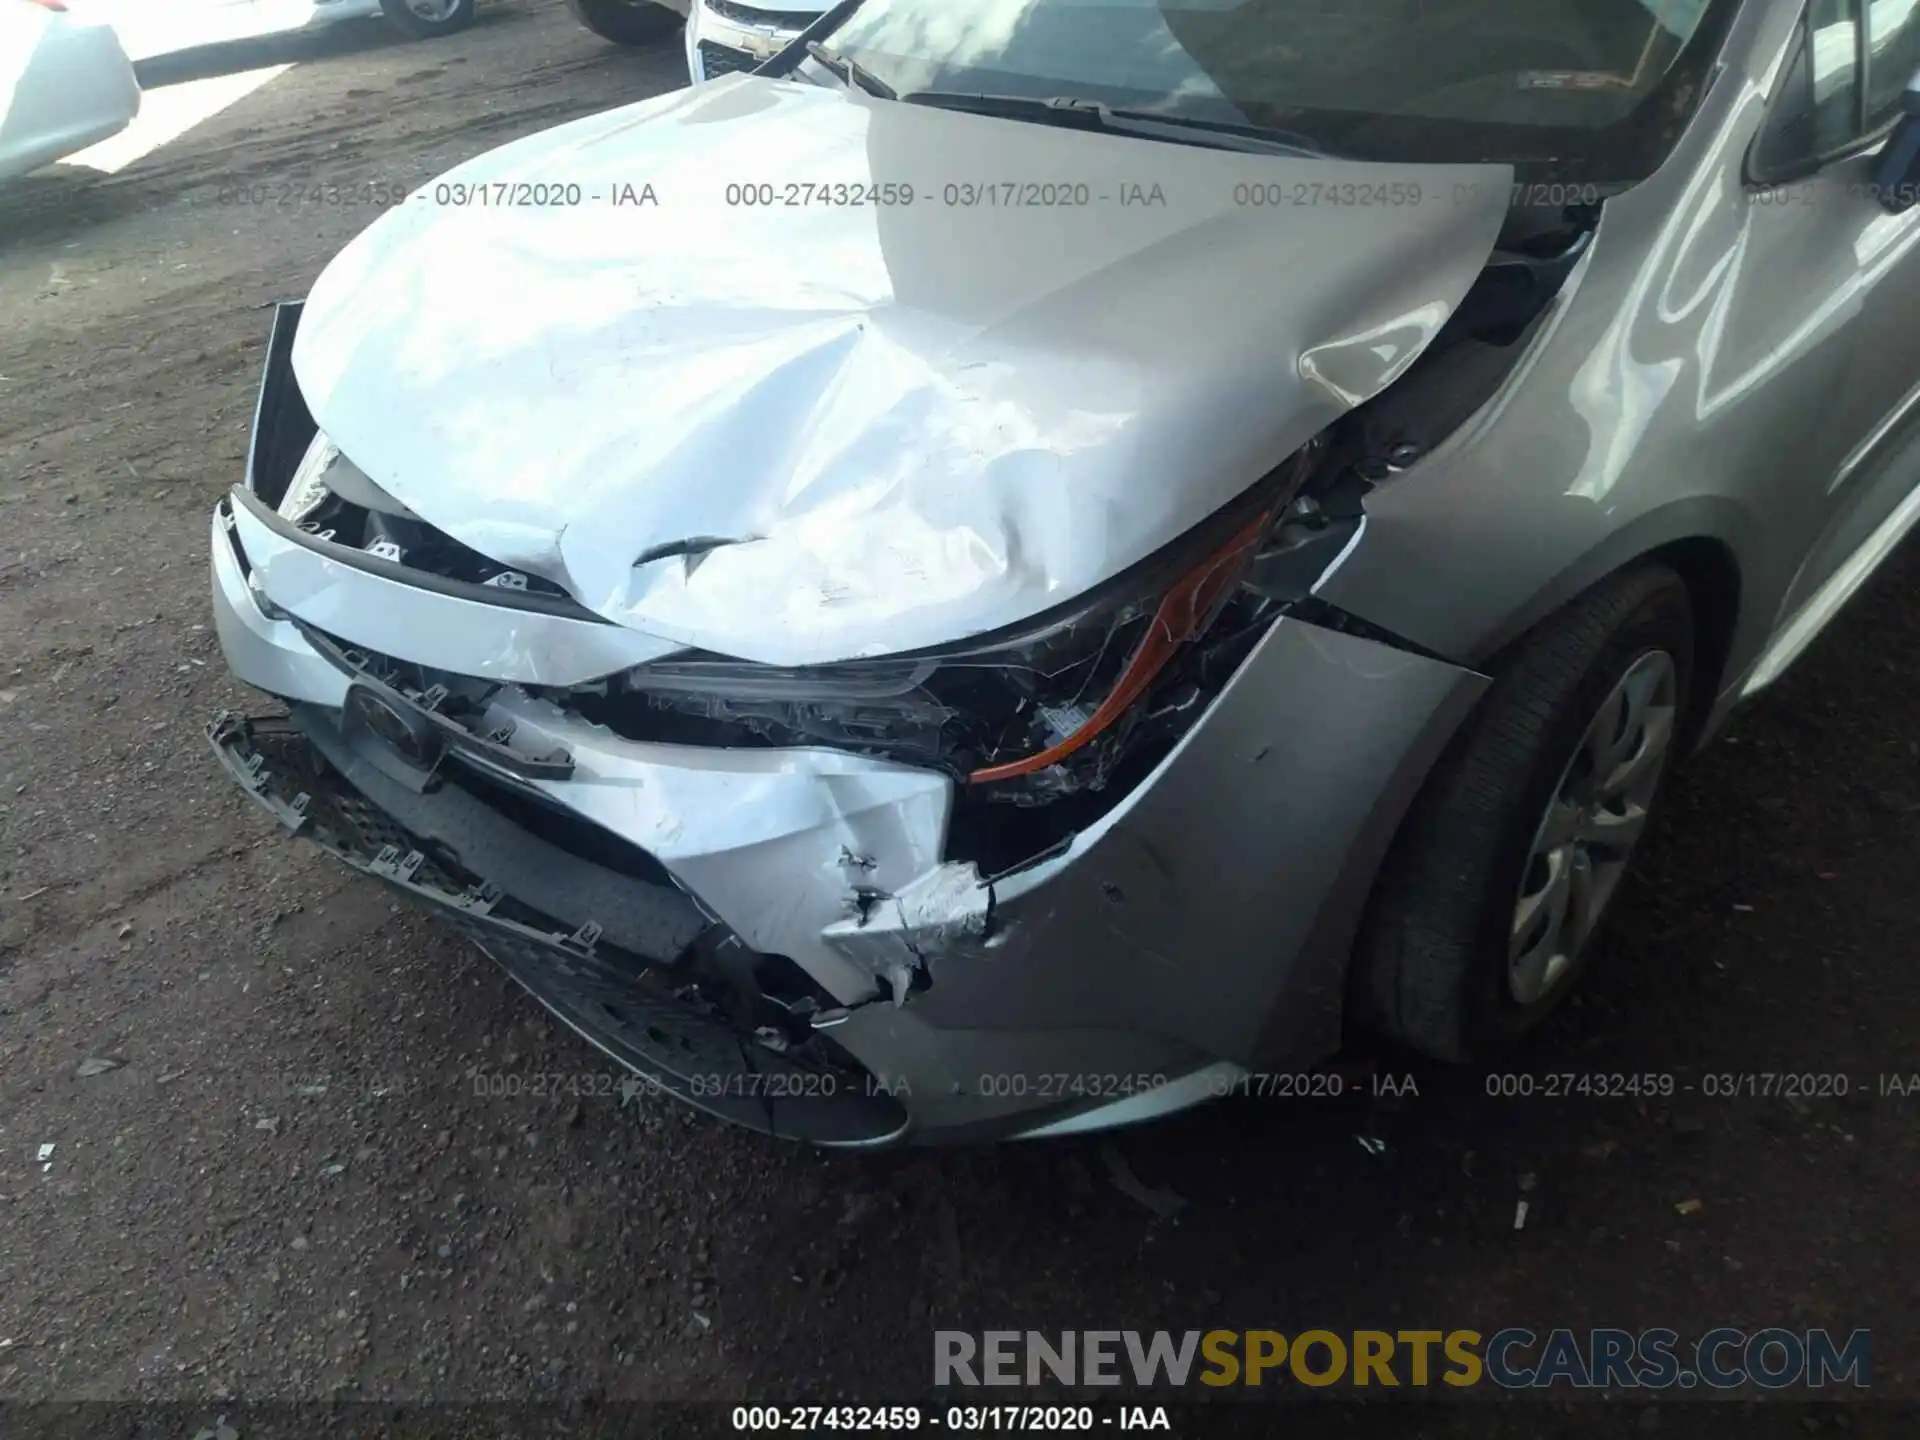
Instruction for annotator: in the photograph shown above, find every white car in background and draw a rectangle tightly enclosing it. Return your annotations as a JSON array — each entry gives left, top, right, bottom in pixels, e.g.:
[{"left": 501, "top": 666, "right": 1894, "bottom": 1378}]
[
  {"left": 560, "top": 0, "right": 813, "bottom": 84},
  {"left": 685, "top": 0, "right": 827, "bottom": 81},
  {"left": 0, "top": 0, "right": 141, "bottom": 180},
  {"left": 84, "top": 0, "right": 474, "bottom": 62}
]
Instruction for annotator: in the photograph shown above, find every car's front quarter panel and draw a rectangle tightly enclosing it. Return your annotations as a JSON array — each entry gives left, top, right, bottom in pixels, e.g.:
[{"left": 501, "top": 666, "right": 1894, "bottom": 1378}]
[
  {"left": 821, "top": 615, "right": 1489, "bottom": 1137},
  {"left": 1317, "top": 0, "right": 1915, "bottom": 718}
]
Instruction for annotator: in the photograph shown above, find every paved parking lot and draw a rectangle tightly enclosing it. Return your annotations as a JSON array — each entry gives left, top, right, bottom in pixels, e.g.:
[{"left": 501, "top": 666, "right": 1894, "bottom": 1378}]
[{"left": 0, "top": 1, "right": 1914, "bottom": 1425}]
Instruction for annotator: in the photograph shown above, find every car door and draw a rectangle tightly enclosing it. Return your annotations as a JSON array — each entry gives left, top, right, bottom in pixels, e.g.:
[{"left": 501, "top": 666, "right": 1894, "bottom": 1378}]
[{"left": 1744, "top": 0, "right": 1920, "bottom": 683}]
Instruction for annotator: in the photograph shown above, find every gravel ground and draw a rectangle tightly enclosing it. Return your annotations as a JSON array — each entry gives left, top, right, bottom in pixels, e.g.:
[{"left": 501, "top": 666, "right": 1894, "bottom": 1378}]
[{"left": 0, "top": 3, "right": 1914, "bottom": 1430}]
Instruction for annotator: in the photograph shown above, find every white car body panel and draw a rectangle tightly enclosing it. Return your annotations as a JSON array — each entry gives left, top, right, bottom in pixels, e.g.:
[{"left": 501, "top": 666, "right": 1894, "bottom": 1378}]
[
  {"left": 74, "top": 0, "right": 383, "bottom": 63},
  {"left": 228, "top": 498, "right": 685, "bottom": 685},
  {"left": 289, "top": 75, "right": 1512, "bottom": 666},
  {"left": 0, "top": 1, "right": 140, "bottom": 180},
  {"left": 211, "top": 509, "right": 353, "bottom": 710}
]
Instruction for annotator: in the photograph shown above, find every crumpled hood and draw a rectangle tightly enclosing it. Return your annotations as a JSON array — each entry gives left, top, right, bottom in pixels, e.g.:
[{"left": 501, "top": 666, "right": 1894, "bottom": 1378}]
[{"left": 292, "top": 76, "right": 1511, "bottom": 665}]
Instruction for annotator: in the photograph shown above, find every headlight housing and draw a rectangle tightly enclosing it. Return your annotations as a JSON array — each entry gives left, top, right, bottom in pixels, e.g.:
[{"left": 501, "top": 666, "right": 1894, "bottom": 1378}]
[
  {"left": 570, "top": 483, "right": 1294, "bottom": 805},
  {"left": 277, "top": 434, "right": 343, "bottom": 526},
  {"left": 278, "top": 432, "right": 421, "bottom": 528}
]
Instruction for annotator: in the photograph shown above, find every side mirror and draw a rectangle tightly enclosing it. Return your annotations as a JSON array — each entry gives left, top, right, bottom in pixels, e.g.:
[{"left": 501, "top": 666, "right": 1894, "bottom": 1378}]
[{"left": 1874, "top": 69, "right": 1920, "bottom": 213}]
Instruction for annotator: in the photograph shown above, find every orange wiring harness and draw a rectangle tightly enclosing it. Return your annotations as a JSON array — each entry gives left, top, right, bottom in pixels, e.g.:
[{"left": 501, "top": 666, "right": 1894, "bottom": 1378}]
[{"left": 968, "top": 508, "right": 1273, "bottom": 784}]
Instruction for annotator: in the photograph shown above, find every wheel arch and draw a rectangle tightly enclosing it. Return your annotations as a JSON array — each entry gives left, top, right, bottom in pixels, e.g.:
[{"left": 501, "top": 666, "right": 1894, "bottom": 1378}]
[
  {"left": 1470, "top": 532, "right": 1743, "bottom": 758},
  {"left": 1645, "top": 534, "right": 1742, "bottom": 751},
  {"left": 1337, "top": 556, "right": 1704, "bottom": 1060},
  {"left": 1449, "top": 497, "right": 1754, "bottom": 755}
]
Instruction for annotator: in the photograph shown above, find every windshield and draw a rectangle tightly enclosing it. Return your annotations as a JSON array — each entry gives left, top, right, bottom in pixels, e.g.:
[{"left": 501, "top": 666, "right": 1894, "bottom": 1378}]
[{"left": 824, "top": 0, "right": 1738, "bottom": 182}]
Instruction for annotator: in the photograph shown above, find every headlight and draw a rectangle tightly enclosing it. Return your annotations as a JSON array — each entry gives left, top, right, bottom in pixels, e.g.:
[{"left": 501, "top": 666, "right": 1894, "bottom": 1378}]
[
  {"left": 582, "top": 495, "right": 1281, "bottom": 802},
  {"left": 278, "top": 434, "right": 341, "bottom": 525},
  {"left": 278, "top": 433, "right": 420, "bottom": 526}
]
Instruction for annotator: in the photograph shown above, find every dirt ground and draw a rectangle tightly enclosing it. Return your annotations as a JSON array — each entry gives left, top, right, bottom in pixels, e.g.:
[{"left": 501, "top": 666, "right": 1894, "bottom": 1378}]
[{"left": 0, "top": 1, "right": 1915, "bottom": 1429}]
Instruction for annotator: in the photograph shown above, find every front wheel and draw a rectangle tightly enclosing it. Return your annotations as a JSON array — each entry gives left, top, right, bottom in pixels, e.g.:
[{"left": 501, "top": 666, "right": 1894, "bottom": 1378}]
[
  {"left": 1351, "top": 562, "right": 1696, "bottom": 1063},
  {"left": 566, "top": 0, "right": 684, "bottom": 45},
  {"left": 378, "top": 0, "right": 477, "bottom": 38}
]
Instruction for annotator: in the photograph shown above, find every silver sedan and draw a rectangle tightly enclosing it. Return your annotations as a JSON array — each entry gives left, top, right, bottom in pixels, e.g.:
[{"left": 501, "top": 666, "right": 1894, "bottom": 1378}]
[{"left": 207, "top": 0, "right": 1920, "bottom": 1142}]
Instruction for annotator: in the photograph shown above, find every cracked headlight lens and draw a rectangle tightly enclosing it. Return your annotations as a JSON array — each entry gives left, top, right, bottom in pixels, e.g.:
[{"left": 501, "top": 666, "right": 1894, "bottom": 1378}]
[
  {"left": 278, "top": 433, "right": 341, "bottom": 526},
  {"left": 279, "top": 433, "right": 419, "bottom": 527}
]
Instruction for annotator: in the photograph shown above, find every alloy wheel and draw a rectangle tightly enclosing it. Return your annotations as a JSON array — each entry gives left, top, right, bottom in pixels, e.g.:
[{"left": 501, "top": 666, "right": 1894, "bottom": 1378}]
[{"left": 1508, "top": 649, "right": 1678, "bottom": 1006}]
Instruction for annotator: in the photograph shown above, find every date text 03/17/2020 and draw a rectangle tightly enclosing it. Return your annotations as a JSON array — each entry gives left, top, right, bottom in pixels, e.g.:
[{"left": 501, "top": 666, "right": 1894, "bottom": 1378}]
[{"left": 729, "top": 1406, "right": 1174, "bottom": 1431}]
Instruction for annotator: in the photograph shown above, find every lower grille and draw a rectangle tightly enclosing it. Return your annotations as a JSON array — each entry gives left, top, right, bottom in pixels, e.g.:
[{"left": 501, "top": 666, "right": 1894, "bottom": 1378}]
[{"left": 207, "top": 711, "right": 908, "bottom": 1144}]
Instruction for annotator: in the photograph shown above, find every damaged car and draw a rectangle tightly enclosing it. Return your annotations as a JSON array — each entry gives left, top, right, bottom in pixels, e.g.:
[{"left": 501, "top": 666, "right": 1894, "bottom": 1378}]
[{"left": 207, "top": 0, "right": 1920, "bottom": 1143}]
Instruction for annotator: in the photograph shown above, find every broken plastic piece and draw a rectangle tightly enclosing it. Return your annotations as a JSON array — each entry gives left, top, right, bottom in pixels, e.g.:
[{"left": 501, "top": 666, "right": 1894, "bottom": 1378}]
[
  {"left": 821, "top": 863, "right": 997, "bottom": 998},
  {"left": 969, "top": 511, "right": 1271, "bottom": 783},
  {"left": 562, "top": 920, "right": 605, "bottom": 955},
  {"left": 451, "top": 881, "right": 505, "bottom": 916}
]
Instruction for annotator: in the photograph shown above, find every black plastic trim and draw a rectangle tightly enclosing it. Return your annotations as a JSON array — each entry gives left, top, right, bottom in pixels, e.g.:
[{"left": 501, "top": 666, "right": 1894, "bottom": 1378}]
[
  {"left": 237, "top": 301, "right": 610, "bottom": 625},
  {"left": 294, "top": 622, "right": 578, "bottom": 783},
  {"left": 230, "top": 482, "right": 613, "bottom": 625},
  {"left": 286, "top": 703, "right": 708, "bottom": 962},
  {"left": 1745, "top": 5, "right": 1908, "bottom": 189},
  {"left": 245, "top": 301, "right": 315, "bottom": 510},
  {"left": 205, "top": 710, "right": 908, "bottom": 1145}
]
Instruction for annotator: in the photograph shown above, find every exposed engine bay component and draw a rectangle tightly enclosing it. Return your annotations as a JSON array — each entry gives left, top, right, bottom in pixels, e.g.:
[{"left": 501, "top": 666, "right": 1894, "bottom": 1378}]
[{"left": 548, "top": 467, "right": 1304, "bottom": 812}]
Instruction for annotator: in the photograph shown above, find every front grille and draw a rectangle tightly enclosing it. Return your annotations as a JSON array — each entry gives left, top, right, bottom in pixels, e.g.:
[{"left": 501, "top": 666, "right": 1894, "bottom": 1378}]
[
  {"left": 453, "top": 760, "right": 678, "bottom": 892},
  {"left": 698, "top": 40, "right": 761, "bottom": 78},
  {"left": 706, "top": 0, "right": 819, "bottom": 29},
  {"left": 247, "top": 719, "right": 472, "bottom": 893}
]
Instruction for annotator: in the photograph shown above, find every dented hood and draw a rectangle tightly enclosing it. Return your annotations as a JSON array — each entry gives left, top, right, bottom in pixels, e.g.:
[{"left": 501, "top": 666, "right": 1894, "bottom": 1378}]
[{"left": 292, "top": 76, "right": 1511, "bottom": 665}]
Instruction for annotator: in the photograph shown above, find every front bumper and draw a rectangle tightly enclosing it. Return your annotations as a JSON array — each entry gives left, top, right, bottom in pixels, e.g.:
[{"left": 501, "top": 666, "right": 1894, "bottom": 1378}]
[{"left": 207, "top": 305, "right": 1488, "bottom": 1144}]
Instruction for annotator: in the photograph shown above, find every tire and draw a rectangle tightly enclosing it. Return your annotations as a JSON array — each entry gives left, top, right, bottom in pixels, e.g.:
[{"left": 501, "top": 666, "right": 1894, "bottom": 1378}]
[
  {"left": 566, "top": 0, "right": 684, "bottom": 45},
  {"left": 1350, "top": 563, "right": 1696, "bottom": 1063},
  {"left": 378, "top": 0, "right": 477, "bottom": 39}
]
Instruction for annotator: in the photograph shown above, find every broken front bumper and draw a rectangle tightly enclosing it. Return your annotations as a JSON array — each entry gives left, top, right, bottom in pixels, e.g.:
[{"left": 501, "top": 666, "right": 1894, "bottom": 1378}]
[{"left": 205, "top": 306, "right": 1489, "bottom": 1145}]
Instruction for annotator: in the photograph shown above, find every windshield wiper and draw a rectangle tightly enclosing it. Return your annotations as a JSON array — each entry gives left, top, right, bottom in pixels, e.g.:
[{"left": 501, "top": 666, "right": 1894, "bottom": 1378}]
[
  {"left": 804, "top": 40, "right": 896, "bottom": 100},
  {"left": 897, "top": 92, "right": 1332, "bottom": 158}
]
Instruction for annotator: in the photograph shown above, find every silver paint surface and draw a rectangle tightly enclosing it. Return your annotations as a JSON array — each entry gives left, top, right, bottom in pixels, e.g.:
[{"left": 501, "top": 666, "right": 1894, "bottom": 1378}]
[
  {"left": 289, "top": 75, "right": 1511, "bottom": 664},
  {"left": 1318, "top": 0, "right": 1920, "bottom": 728}
]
